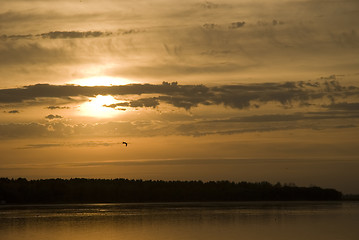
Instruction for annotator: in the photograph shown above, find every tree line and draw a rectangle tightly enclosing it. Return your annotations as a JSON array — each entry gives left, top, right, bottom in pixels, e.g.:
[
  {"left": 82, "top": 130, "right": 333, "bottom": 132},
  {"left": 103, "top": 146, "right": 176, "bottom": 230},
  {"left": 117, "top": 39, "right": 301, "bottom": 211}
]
[{"left": 0, "top": 178, "right": 342, "bottom": 204}]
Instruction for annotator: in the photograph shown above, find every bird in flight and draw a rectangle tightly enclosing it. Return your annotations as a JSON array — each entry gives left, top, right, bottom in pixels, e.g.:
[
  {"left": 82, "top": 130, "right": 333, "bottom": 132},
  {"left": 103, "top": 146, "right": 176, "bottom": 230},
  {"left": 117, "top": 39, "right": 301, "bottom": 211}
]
[{"left": 122, "top": 142, "right": 128, "bottom": 147}]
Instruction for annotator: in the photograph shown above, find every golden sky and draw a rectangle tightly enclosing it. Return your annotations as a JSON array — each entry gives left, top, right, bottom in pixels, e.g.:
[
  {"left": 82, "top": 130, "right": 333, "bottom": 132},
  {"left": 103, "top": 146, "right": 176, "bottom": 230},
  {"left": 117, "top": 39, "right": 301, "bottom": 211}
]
[{"left": 1, "top": 0, "right": 359, "bottom": 193}]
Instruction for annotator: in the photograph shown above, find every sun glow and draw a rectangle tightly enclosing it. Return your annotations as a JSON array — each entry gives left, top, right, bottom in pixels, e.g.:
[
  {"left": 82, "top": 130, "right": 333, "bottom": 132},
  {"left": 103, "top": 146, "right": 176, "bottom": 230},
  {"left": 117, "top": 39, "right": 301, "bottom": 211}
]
[
  {"left": 70, "top": 76, "right": 133, "bottom": 86},
  {"left": 79, "top": 95, "right": 125, "bottom": 118}
]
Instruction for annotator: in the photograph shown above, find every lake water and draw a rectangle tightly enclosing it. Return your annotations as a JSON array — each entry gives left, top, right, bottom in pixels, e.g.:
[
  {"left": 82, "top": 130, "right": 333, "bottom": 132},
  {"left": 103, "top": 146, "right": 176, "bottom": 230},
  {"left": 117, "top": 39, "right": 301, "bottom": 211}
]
[{"left": 0, "top": 202, "right": 358, "bottom": 240}]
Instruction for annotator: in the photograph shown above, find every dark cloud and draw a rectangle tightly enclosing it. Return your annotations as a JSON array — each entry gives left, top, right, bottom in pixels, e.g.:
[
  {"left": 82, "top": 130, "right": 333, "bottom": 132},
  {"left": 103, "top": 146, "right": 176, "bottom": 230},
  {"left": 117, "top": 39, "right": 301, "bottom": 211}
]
[
  {"left": 6, "top": 110, "right": 19, "bottom": 114},
  {"left": 119, "top": 29, "right": 142, "bottom": 35},
  {"left": 0, "top": 34, "right": 33, "bottom": 40},
  {"left": 38, "top": 31, "right": 111, "bottom": 39},
  {"left": 0, "top": 82, "right": 210, "bottom": 104},
  {"left": 202, "top": 23, "right": 219, "bottom": 30},
  {"left": 47, "top": 106, "right": 70, "bottom": 110},
  {"left": 257, "top": 20, "right": 285, "bottom": 27},
  {"left": 104, "top": 97, "right": 160, "bottom": 109},
  {"left": 104, "top": 102, "right": 129, "bottom": 108},
  {"left": 0, "top": 30, "right": 142, "bottom": 41},
  {"left": 129, "top": 97, "right": 160, "bottom": 108},
  {"left": 201, "top": 21, "right": 245, "bottom": 31},
  {"left": 207, "top": 80, "right": 356, "bottom": 109},
  {"left": 1, "top": 80, "right": 358, "bottom": 111},
  {"left": 45, "top": 114, "right": 62, "bottom": 120},
  {"left": 0, "top": 84, "right": 103, "bottom": 103},
  {"left": 229, "top": 21, "right": 245, "bottom": 29}
]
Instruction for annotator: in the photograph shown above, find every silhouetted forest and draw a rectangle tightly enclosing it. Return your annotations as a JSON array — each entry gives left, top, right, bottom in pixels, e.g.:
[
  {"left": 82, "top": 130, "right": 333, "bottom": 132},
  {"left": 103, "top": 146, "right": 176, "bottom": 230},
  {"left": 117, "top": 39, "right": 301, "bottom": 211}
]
[{"left": 0, "top": 178, "right": 342, "bottom": 204}]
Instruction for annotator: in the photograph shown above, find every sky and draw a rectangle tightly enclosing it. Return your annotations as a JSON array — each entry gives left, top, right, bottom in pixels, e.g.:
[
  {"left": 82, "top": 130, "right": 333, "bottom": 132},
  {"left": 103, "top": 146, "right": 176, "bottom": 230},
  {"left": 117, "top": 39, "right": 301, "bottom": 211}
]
[{"left": 1, "top": 0, "right": 359, "bottom": 193}]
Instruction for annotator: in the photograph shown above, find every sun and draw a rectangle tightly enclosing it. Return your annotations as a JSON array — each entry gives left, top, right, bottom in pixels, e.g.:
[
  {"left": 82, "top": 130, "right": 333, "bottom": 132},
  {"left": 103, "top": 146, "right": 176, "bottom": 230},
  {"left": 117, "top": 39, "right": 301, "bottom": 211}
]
[
  {"left": 69, "top": 76, "right": 133, "bottom": 86},
  {"left": 79, "top": 95, "right": 125, "bottom": 118}
]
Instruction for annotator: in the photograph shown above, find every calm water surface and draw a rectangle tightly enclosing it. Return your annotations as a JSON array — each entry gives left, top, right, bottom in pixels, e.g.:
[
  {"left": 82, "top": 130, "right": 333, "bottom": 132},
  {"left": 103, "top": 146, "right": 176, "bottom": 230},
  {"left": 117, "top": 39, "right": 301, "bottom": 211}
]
[{"left": 0, "top": 202, "right": 358, "bottom": 240}]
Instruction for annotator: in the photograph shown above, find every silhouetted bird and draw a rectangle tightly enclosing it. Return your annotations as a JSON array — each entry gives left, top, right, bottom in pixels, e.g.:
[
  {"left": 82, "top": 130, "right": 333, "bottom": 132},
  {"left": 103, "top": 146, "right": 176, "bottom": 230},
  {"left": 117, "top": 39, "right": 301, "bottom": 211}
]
[{"left": 122, "top": 142, "right": 128, "bottom": 147}]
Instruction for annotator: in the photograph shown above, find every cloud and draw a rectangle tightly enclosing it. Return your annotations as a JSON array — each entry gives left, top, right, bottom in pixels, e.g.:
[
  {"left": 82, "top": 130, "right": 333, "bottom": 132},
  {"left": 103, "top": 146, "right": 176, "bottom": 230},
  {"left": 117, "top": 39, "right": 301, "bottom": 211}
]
[
  {"left": 0, "top": 34, "right": 33, "bottom": 40},
  {"left": 5, "top": 110, "right": 19, "bottom": 114},
  {"left": 19, "top": 141, "right": 118, "bottom": 149},
  {"left": 174, "top": 113, "right": 359, "bottom": 137},
  {"left": 208, "top": 112, "right": 359, "bottom": 124},
  {"left": 1, "top": 1, "right": 358, "bottom": 86},
  {"left": 257, "top": 20, "right": 285, "bottom": 27},
  {"left": 0, "top": 29, "right": 143, "bottom": 41},
  {"left": 334, "top": 124, "right": 357, "bottom": 129},
  {"left": 1, "top": 80, "right": 358, "bottom": 111},
  {"left": 199, "top": 1, "right": 219, "bottom": 9},
  {"left": 20, "top": 143, "right": 63, "bottom": 149},
  {"left": 106, "top": 102, "right": 129, "bottom": 107},
  {"left": 38, "top": 31, "right": 111, "bottom": 39},
  {"left": 0, "top": 122, "right": 51, "bottom": 138},
  {"left": 104, "top": 97, "right": 160, "bottom": 110},
  {"left": 272, "top": 19, "right": 284, "bottom": 26},
  {"left": 229, "top": 21, "right": 245, "bottom": 29},
  {"left": 8, "top": 157, "right": 357, "bottom": 170},
  {"left": 1, "top": 105, "right": 358, "bottom": 139},
  {"left": 202, "top": 23, "right": 219, "bottom": 30},
  {"left": 45, "top": 114, "right": 63, "bottom": 120},
  {"left": 129, "top": 97, "right": 160, "bottom": 108},
  {"left": 0, "top": 84, "right": 100, "bottom": 103},
  {"left": 175, "top": 124, "right": 304, "bottom": 137},
  {"left": 67, "top": 158, "right": 259, "bottom": 167},
  {"left": 0, "top": 42, "right": 75, "bottom": 65},
  {"left": 0, "top": 121, "right": 139, "bottom": 139},
  {"left": 119, "top": 29, "right": 143, "bottom": 35},
  {"left": 325, "top": 102, "right": 359, "bottom": 111},
  {"left": 47, "top": 106, "right": 70, "bottom": 110}
]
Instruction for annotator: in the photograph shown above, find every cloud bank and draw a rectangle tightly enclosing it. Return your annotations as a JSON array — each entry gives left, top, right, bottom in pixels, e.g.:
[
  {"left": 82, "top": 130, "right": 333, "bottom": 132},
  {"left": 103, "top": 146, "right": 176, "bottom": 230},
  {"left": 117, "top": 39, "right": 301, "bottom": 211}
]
[
  {"left": 1, "top": 79, "right": 358, "bottom": 110},
  {"left": 0, "top": 78, "right": 358, "bottom": 139}
]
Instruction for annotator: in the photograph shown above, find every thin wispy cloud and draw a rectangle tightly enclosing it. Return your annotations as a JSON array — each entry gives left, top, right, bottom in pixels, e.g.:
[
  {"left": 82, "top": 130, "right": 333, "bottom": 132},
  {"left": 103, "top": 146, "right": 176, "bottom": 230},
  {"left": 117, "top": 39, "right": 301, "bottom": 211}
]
[
  {"left": 19, "top": 141, "right": 119, "bottom": 149},
  {"left": 0, "top": 30, "right": 142, "bottom": 41},
  {"left": 1, "top": 109, "right": 358, "bottom": 139}
]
